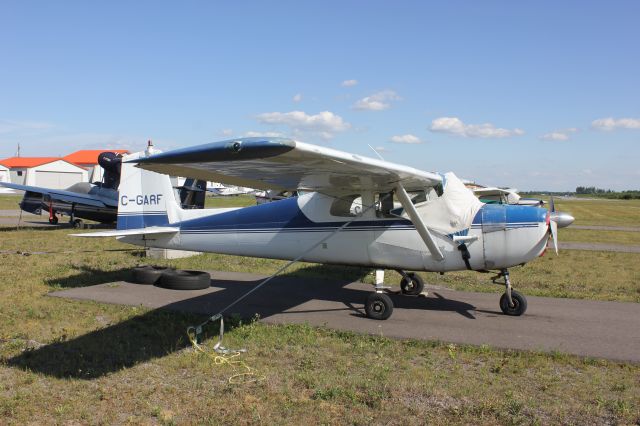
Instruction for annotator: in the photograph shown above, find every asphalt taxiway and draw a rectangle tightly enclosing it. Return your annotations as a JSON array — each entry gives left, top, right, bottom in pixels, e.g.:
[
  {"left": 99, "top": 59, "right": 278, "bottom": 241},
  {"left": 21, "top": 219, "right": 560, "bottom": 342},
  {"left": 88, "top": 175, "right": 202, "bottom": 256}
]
[{"left": 49, "top": 270, "right": 640, "bottom": 363}]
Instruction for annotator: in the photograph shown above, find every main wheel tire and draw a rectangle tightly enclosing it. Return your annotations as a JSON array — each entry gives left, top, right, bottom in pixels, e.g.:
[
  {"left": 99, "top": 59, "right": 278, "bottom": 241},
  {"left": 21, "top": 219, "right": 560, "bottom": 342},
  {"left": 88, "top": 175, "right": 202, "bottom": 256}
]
[
  {"left": 365, "top": 292, "right": 394, "bottom": 320},
  {"left": 400, "top": 272, "right": 425, "bottom": 296},
  {"left": 131, "top": 266, "right": 171, "bottom": 285},
  {"left": 49, "top": 216, "right": 58, "bottom": 225},
  {"left": 499, "top": 290, "right": 528, "bottom": 316},
  {"left": 156, "top": 270, "right": 211, "bottom": 290},
  {"left": 72, "top": 219, "right": 84, "bottom": 229}
]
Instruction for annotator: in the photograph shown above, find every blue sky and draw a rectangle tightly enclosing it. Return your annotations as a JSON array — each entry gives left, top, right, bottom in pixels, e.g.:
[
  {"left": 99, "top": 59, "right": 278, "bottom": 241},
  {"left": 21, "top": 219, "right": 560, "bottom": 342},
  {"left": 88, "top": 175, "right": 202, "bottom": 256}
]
[{"left": 1, "top": 1, "right": 638, "bottom": 190}]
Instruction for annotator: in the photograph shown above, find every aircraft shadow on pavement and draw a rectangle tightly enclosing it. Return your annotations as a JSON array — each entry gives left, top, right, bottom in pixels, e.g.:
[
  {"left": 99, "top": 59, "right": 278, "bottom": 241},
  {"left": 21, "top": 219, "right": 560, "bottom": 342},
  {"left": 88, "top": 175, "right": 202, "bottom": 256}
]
[{"left": 8, "top": 264, "right": 475, "bottom": 379}]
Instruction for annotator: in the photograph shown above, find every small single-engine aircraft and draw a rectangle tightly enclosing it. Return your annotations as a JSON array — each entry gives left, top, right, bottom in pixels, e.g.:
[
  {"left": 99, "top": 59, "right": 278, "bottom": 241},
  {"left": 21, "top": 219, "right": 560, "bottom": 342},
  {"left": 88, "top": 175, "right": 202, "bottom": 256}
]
[
  {"left": 466, "top": 184, "right": 545, "bottom": 207},
  {"left": 78, "top": 137, "right": 574, "bottom": 320},
  {"left": 0, "top": 152, "right": 124, "bottom": 227},
  {"left": 207, "top": 183, "right": 255, "bottom": 197},
  {"left": 0, "top": 150, "right": 208, "bottom": 227}
]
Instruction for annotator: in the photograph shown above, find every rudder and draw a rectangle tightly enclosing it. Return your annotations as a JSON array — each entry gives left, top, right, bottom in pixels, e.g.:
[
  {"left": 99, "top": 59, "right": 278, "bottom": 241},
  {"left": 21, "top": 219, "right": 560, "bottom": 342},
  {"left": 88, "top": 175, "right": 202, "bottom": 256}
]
[{"left": 117, "top": 145, "right": 181, "bottom": 230}]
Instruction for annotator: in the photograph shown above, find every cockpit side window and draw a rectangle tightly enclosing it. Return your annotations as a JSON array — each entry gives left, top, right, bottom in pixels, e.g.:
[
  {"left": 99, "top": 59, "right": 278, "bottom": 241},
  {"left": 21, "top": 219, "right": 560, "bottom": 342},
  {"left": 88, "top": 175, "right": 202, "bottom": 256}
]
[{"left": 330, "top": 194, "right": 362, "bottom": 217}]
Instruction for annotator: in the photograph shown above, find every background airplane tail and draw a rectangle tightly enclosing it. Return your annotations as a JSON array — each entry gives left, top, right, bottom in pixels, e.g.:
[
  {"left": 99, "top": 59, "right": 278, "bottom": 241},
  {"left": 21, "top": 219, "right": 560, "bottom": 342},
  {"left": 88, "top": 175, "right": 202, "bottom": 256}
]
[{"left": 117, "top": 145, "right": 182, "bottom": 230}]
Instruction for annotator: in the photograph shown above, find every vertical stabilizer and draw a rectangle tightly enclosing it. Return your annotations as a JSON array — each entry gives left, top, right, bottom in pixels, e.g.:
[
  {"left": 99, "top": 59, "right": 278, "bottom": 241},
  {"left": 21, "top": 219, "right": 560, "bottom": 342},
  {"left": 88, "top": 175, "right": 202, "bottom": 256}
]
[{"left": 117, "top": 143, "right": 182, "bottom": 230}]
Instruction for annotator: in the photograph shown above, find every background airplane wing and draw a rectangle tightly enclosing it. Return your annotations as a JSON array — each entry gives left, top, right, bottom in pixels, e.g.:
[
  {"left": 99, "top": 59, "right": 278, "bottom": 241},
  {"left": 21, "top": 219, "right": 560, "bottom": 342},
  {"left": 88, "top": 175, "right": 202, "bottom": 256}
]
[
  {"left": 133, "top": 137, "right": 442, "bottom": 193},
  {"left": 0, "top": 182, "right": 112, "bottom": 208}
]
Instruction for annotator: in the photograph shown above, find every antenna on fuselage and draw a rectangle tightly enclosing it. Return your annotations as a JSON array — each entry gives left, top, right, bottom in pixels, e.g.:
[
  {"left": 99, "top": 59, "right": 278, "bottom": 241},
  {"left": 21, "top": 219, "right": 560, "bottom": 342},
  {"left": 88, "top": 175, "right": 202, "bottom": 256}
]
[{"left": 367, "top": 144, "right": 385, "bottom": 161}]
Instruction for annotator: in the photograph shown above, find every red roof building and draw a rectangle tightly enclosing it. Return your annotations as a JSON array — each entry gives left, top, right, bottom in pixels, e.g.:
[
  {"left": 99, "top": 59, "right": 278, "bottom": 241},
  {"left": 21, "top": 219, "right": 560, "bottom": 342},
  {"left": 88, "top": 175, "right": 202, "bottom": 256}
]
[
  {"left": 63, "top": 149, "right": 129, "bottom": 166},
  {"left": 0, "top": 157, "right": 61, "bottom": 168}
]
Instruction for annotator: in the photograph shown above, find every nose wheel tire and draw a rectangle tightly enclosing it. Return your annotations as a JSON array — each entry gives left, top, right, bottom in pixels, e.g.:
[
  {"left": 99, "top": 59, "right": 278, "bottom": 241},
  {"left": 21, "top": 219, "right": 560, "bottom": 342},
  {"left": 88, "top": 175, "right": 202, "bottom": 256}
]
[
  {"left": 499, "top": 290, "right": 527, "bottom": 316},
  {"left": 365, "top": 292, "right": 394, "bottom": 320},
  {"left": 400, "top": 272, "right": 424, "bottom": 296},
  {"left": 48, "top": 216, "right": 58, "bottom": 225}
]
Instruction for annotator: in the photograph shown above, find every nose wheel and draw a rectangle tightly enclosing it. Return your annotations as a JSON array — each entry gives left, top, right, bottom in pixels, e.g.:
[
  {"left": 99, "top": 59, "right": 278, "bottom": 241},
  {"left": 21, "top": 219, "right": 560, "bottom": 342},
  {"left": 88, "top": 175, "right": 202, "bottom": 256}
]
[
  {"left": 493, "top": 269, "right": 527, "bottom": 316},
  {"left": 499, "top": 290, "right": 527, "bottom": 316}
]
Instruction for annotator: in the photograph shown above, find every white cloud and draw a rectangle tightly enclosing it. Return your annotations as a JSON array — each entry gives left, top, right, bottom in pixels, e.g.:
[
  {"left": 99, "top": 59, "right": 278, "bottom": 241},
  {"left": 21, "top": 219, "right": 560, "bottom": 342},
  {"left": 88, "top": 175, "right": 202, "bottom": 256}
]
[
  {"left": 220, "top": 128, "right": 234, "bottom": 137},
  {"left": 591, "top": 117, "right": 640, "bottom": 131},
  {"left": 540, "top": 128, "right": 578, "bottom": 141},
  {"left": 341, "top": 79, "right": 358, "bottom": 87},
  {"left": 352, "top": 90, "right": 401, "bottom": 111},
  {"left": 429, "top": 117, "right": 524, "bottom": 138},
  {"left": 390, "top": 134, "right": 422, "bottom": 144},
  {"left": 255, "top": 110, "right": 350, "bottom": 139},
  {"left": 292, "top": 93, "right": 303, "bottom": 103},
  {"left": 244, "top": 131, "right": 286, "bottom": 138},
  {"left": 373, "top": 146, "right": 389, "bottom": 153}
]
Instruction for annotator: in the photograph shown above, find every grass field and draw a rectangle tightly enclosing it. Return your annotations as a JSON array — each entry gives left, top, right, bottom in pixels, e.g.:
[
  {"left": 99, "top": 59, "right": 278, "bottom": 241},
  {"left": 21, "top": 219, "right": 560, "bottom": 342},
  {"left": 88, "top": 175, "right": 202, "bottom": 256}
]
[
  {"left": 205, "top": 194, "right": 257, "bottom": 208},
  {"left": 552, "top": 197, "right": 640, "bottom": 227},
  {"left": 1, "top": 196, "right": 639, "bottom": 423},
  {"left": 0, "top": 195, "right": 20, "bottom": 211}
]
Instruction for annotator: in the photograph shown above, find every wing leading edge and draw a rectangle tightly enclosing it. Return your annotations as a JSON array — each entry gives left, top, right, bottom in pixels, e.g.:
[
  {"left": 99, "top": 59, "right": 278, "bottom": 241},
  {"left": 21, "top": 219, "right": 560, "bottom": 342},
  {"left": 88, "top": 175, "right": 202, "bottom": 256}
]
[{"left": 133, "top": 137, "right": 442, "bottom": 194}]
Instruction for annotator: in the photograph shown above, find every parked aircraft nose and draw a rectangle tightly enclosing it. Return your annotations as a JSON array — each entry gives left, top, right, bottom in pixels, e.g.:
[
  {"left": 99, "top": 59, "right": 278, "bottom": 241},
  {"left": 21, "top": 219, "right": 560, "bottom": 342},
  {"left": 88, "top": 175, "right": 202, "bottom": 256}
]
[{"left": 550, "top": 211, "right": 575, "bottom": 228}]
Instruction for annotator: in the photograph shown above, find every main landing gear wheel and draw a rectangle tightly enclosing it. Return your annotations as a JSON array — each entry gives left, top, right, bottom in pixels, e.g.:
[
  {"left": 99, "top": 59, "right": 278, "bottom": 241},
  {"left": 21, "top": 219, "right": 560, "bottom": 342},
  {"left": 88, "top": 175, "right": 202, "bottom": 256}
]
[
  {"left": 365, "top": 292, "right": 394, "bottom": 320},
  {"left": 72, "top": 219, "right": 84, "bottom": 229},
  {"left": 499, "top": 290, "right": 527, "bottom": 316},
  {"left": 48, "top": 216, "right": 58, "bottom": 225},
  {"left": 400, "top": 272, "right": 424, "bottom": 296}
]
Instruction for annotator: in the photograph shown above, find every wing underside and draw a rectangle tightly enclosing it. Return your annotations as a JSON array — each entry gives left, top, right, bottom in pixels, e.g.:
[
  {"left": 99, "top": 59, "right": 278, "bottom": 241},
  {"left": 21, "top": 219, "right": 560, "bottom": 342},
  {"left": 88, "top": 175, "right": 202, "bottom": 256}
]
[{"left": 133, "top": 137, "right": 442, "bottom": 194}]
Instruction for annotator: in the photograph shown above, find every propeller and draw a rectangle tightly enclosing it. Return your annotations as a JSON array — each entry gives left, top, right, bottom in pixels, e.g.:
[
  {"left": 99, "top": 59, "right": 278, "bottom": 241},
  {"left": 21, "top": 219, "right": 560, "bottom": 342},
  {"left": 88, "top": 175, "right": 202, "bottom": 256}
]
[
  {"left": 547, "top": 196, "right": 575, "bottom": 255},
  {"left": 549, "top": 215, "right": 559, "bottom": 254}
]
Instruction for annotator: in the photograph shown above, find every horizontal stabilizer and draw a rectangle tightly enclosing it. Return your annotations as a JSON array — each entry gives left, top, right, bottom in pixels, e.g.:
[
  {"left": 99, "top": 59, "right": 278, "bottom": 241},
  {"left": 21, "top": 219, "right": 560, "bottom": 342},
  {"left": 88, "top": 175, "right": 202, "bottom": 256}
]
[{"left": 72, "top": 226, "right": 179, "bottom": 238}]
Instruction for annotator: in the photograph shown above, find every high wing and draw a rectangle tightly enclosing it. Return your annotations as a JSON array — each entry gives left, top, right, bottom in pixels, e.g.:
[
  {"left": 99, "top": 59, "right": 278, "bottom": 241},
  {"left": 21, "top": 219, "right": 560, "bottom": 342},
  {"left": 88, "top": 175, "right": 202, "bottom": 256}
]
[
  {"left": 0, "top": 182, "right": 116, "bottom": 208},
  {"left": 133, "top": 137, "right": 442, "bottom": 194}
]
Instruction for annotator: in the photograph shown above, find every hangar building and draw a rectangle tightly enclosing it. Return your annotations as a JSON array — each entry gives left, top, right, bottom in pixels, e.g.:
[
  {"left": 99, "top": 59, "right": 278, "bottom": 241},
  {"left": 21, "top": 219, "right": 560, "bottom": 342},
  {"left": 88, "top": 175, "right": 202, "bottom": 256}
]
[
  {"left": 63, "top": 149, "right": 129, "bottom": 183},
  {"left": 0, "top": 163, "right": 15, "bottom": 194},
  {"left": 0, "top": 164, "right": 9, "bottom": 184},
  {"left": 0, "top": 157, "right": 89, "bottom": 189}
]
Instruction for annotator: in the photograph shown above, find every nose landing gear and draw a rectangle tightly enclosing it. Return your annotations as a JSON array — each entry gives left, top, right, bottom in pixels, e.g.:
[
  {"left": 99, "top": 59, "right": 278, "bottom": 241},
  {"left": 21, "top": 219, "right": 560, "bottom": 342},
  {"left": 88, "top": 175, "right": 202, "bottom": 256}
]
[{"left": 493, "top": 269, "right": 527, "bottom": 316}]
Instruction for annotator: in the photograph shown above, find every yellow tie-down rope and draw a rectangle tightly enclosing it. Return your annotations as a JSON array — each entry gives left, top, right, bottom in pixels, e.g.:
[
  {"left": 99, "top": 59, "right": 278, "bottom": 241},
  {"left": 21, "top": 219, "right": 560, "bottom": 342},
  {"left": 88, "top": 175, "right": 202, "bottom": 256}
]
[{"left": 187, "top": 315, "right": 265, "bottom": 384}]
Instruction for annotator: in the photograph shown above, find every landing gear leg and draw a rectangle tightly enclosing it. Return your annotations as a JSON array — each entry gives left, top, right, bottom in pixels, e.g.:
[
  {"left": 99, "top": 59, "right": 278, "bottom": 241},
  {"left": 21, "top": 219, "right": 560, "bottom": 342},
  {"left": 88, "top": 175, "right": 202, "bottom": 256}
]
[
  {"left": 48, "top": 199, "right": 58, "bottom": 225},
  {"left": 365, "top": 269, "right": 394, "bottom": 320},
  {"left": 69, "top": 204, "right": 83, "bottom": 228},
  {"left": 495, "top": 268, "right": 527, "bottom": 316}
]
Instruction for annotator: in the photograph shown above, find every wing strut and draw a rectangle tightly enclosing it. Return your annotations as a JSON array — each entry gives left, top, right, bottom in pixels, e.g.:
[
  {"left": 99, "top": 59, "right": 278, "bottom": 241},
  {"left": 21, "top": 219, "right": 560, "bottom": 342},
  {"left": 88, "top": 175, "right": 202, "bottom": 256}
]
[{"left": 395, "top": 183, "right": 444, "bottom": 261}]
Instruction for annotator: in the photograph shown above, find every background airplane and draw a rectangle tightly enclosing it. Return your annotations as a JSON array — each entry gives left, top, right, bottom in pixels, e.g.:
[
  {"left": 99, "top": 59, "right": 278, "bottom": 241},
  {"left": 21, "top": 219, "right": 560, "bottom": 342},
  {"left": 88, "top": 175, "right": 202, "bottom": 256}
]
[
  {"left": 0, "top": 151, "right": 123, "bottom": 226},
  {"left": 1, "top": 150, "right": 208, "bottom": 227},
  {"left": 207, "top": 183, "right": 255, "bottom": 197}
]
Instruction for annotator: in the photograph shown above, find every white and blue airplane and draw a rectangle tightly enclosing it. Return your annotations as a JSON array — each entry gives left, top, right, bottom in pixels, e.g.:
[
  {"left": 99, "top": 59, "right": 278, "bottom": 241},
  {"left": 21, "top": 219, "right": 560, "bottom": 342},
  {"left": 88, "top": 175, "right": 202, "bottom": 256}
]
[{"left": 79, "top": 137, "right": 574, "bottom": 320}]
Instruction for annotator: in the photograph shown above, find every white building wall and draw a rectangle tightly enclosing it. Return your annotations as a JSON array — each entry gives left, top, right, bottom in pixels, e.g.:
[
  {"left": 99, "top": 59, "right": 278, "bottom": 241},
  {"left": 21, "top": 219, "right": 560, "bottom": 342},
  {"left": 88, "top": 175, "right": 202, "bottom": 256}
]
[
  {"left": 0, "top": 165, "right": 10, "bottom": 184},
  {"left": 24, "top": 160, "right": 89, "bottom": 189},
  {"left": 10, "top": 169, "right": 26, "bottom": 185}
]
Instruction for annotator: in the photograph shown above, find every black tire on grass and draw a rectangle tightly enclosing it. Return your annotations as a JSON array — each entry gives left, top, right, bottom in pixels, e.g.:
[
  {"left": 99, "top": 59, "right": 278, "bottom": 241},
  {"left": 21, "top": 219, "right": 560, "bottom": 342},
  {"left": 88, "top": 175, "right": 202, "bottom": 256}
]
[
  {"left": 131, "top": 266, "right": 170, "bottom": 285},
  {"left": 156, "top": 270, "right": 211, "bottom": 290}
]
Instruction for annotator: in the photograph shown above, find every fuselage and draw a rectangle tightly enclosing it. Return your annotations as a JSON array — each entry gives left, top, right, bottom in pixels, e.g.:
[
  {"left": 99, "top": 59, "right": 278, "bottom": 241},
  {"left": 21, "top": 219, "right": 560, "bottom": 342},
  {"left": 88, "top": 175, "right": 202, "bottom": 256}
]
[{"left": 121, "top": 192, "right": 550, "bottom": 272}]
